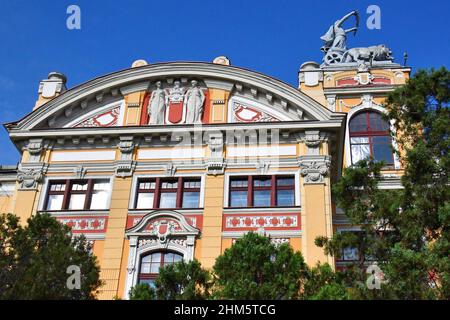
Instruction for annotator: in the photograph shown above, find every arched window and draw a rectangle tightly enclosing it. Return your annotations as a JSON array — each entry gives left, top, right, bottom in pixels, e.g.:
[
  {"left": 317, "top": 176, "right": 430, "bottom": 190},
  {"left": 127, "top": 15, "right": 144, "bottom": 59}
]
[
  {"left": 349, "top": 111, "right": 394, "bottom": 165},
  {"left": 138, "top": 251, "right": 183, "bottom": 287}
]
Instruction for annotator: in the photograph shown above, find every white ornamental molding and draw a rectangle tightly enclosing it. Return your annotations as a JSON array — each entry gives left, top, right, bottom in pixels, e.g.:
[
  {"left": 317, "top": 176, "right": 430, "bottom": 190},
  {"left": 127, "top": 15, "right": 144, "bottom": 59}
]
[
  {"left": 232, "top": 102, "right": 279, "bottom": 123},
  {"left": 131, "top": 216, "right": 197, "bottom": 228},
  {"left": 25, "top": 139, "right": 44, "bottom": 162},
  {"left": 255, "top": 160, "right": 270, "bottom": 174},
  {"left": 117, "top": 136, "right": 136, "bottom": 160},
  {"left": 75, "top": 106, "right": 121, "bottom": 127},
  {"left": 206, "top": 159, "right": 226, "bottom": 176},
  {"left": 299, "top": 130, "right": 329, "bottom": 155},
  {"left": 299, "top": 155, "right": 331, "bottom": 184},
  {"left": 74, "top": 165, "right": 87, "bottom": 179},
  {"left": 115, "top": 160, "right": 136, "bottom": 178},
  {"left": 17, "top": 167, "right": 44, "bottom": 190},
  {"left": 165, "top": 163, "right": 177, "bottom": 177}
]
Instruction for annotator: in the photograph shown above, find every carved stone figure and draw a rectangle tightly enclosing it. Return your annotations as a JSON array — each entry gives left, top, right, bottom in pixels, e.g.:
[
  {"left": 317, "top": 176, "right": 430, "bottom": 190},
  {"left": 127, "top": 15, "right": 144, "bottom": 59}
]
[
  {"left": 167, "top": 80, "right": 184, "bottom": 104},
  {"left": 184, "top": 80, "right": 205, "bottom": 124},
  {"left": 321, "top": 11, "right": 395, "bottom": 66},
  {"left": 342, "top": 45, "right": 394, "bottom": 64},
  {"left": 320, "top": 11, "right": 359, "bottom": 65},
  {"left": 148, "top": 81, "right": 166, "bottom": 124}
]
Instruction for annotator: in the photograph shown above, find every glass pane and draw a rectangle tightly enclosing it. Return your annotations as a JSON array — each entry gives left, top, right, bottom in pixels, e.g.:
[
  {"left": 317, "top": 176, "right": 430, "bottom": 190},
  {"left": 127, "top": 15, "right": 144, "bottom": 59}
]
[
  {"left": 68, "top": 194, "right": 86, "bottom": 210},
  {"left": 369, "top": 112, "right": 390, "bottom": 131},
  {"left": 136, "top": 193, "right": 154, "bottom": 209},
  {"left": 277, "top": 189, "right": 294, "bottom": 206},
  {"left": 349, "top": 113, "right": 368, "bottom": 132},
  {"left": 254, "top": 190, "right": 271, "bottom": 207},
  {"left": 71, "top": 182, "right": 88, "bottom": 191},
  {"left": 277, "top": 177, "right": 295, "bottom": 186},
  {"left": 47, "top": 194, "right": 64, "bottom": 210},
  {"left": 93, "top": 182, "right": 110, "bottom": 191},
  {"left": 230, "top": 179, "right": 248, "bottom": 188},
  {"left": 151, "top": 252, "right": 162, "bottom": 263},
  {"left": 184, "top": 180, "right": 201, "bottom": 189},
  {"left": 351, "top": 137, "right": 371, "bottom": 164},
  {"left": 350, "top": 137, "right": 369, "bottom": 144},
  {"left": 90, "top": 191, "right": 109, "bottom": 210},
  {"left": 50, "top": 183, "right": 66, "bottom": 192},
  {"left": 161, "top": 181, "right": 178, "bottom": 189},
  {"left": 182, "top": 191, "right": 199, "bottom": 208},
  {"left": 139, "top": 181, "right": 156, "bottom": 190},
  {"left": 343, "top": 247, "right": 359, "bottom": 261},
  {"left": 159, "top": 192, "right": 177, "bottom": 208},
  {"left": 372, "top": 136, "right": 394, "bottom": 164},
  {"left": 230, "top": 191, "right": 248, "bottom": 207},
  {"left": 173, "top": 254, "right": 183, "bottom": 263},
  {"left": 254, "top": 178, "right": 271, "bottom": 187},
  {"left": 138, "top": 279, "right": 156, "bottom": 289},
  {"left": 140, "top": 262, "right": 150, "bottom": 274},
  {"left": 150, "top": 262, "right": 160, "bottom": 274}
]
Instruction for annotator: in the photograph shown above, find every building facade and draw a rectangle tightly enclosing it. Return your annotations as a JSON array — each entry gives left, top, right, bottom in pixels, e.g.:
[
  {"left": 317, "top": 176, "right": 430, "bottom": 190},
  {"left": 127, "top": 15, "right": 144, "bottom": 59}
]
[{"left": 0, "top": 14, "right": 410, "bottom": 299}]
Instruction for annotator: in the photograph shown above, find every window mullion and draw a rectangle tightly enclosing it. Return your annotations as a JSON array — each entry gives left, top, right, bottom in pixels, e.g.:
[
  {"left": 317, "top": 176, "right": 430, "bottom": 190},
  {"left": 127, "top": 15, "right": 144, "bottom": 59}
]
[
  {"left": 85, "top": 179, "right": 94, "bottom": 210},
  {"left": 154, "top": 178, "right": 161, "bottom": 208},
  {"left": 271, "top": 175, "right": 276, "bottom": 207},
  {"left": 176, "top": 177, "right": 183, "bottom": 208},
  {"left": 248, "top": 176, "right": 253, "bottom": 207},
  {"left": 62, "top": 180, "right": 71, "bottom": 210}
]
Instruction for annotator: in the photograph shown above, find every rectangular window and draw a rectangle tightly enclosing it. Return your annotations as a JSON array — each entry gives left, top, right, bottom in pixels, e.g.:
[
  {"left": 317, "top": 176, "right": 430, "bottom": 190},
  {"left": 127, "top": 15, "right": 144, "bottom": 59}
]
[
  {"left": 229, "top": 175, "right": 296, "bottom": 208},
  {"left": 134, "top": 177, "right": 202, "bottom": 209},
  {"left": 276, "top": 177, "right": 295, "bottom": 206},
  {"left": 182, "top": 180, "right": 201, "bottom": 208},
  {"left": 45, "top": 179, "right": 110, "bottom": 211}
]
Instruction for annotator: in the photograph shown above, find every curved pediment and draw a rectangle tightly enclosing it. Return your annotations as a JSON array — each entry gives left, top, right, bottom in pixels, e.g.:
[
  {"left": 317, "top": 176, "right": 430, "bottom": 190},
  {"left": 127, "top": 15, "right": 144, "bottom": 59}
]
[
  {"left": 125, "top": 210, "right": 200, "bottom": 238},
  {"left": 8, "top": 62, "right": 336, "bottom": 131}
]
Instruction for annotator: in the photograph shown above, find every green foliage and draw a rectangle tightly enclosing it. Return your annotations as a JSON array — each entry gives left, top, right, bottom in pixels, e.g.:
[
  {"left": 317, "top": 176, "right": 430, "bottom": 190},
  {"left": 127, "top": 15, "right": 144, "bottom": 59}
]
[
  {"left": 302, "top": 263, "right": 350, "bottom": 300},
  {"left": 129, "top": 283, "right": 155, "bottom": 300},
  {"left": 0, "top": 212, "right": 102, "bottom": 299},
  {"left": 316, "top": 68, "right": 450, "bottom": 299},
  {"left": 212, "top": 232, "right": 307, "bottom": 299},
  {"left": 155, "top": 259, "right": 211, "bottom": 300}
]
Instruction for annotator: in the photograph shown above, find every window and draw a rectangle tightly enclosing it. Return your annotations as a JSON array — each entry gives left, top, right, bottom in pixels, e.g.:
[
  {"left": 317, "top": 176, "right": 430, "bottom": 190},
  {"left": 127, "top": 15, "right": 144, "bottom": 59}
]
[
  {"left": 134, "top": 177, "right": 201, "bottom": 209},
  {"left": 229, "top": 175, "right": 295, "bottom": 208},
  {"left": 45, "top": 179, "right": 110, "bottom": 211},
  {"left": 138, "top": 251, "right": 183, "bottom": 287},
  {"left": 349, "top": 111, "right": 394, "bottom": 165}
]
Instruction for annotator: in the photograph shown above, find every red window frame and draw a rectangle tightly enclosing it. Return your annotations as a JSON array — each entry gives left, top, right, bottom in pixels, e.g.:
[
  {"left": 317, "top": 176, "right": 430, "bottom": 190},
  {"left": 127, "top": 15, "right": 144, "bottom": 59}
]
[
  {"left": 229, "top": 175, "right": 295, "bottom": 208},
  {"left": 44, "top": 179, "right": 109, "bottom": 211},
  {"left": 134, "top": 177, "right": 201, "bottom": 209},
  {"left": 349, "top": 111, "right": 394, "bottom": 165}
]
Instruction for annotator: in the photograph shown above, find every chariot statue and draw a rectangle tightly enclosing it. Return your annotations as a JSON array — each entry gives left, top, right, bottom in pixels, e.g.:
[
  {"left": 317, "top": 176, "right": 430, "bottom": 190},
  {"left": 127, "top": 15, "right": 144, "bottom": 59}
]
[{"left": 320, "top": 11, "right": 394, "bottom": 66}]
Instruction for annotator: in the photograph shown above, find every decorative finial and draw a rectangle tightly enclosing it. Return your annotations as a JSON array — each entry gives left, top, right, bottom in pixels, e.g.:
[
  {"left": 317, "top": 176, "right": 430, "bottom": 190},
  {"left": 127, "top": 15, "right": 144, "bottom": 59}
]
[
  {"left": 212, "top": 56, "right": 230, "bottom": 66},
  {"left": 131, "top": 59, "right": 148, "bottom": 68}
]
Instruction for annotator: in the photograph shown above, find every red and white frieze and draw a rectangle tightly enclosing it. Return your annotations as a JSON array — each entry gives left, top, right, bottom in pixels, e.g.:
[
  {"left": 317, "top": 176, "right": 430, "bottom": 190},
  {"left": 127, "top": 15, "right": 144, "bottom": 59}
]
[
  {"left": 223, "top": 213, "right": 300, "bottom": 231},
  {"left": 56, "top": 216, "right": 108, "bottom": 233}
]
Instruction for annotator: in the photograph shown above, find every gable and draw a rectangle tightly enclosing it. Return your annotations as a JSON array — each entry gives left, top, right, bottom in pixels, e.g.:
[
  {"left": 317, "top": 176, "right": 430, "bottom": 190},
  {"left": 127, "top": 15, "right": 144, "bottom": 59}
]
[{"left": 7, "top": 62, "right": 336, "bottom": 131}]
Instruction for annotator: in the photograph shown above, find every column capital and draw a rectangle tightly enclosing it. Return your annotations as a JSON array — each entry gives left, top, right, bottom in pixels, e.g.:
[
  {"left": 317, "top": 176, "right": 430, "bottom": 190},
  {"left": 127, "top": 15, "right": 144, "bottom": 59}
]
[{"left": 298, "top": 155, "right": 331, "bottom": 184}]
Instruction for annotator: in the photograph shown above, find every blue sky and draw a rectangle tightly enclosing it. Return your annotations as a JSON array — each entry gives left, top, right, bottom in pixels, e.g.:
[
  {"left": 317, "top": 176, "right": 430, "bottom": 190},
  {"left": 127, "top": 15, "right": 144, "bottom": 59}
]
[{"left": 0, "top": 0, "right": 449, "bottom": 164}]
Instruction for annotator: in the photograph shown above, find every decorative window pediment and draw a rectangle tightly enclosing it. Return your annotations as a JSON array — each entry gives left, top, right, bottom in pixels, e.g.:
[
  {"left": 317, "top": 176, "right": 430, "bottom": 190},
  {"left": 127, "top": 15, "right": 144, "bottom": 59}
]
[{"left": 125, "top": 210, "right": 200, "bottom": 240}]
